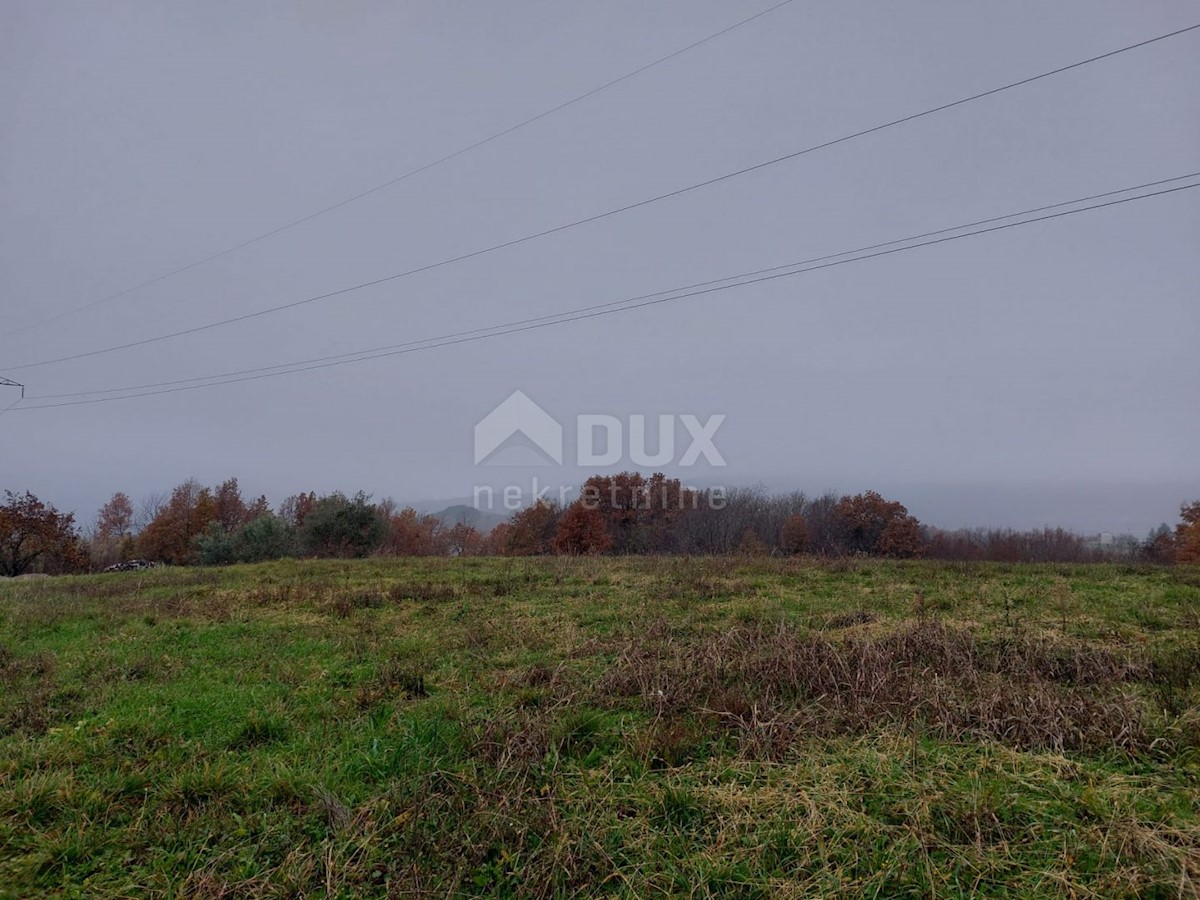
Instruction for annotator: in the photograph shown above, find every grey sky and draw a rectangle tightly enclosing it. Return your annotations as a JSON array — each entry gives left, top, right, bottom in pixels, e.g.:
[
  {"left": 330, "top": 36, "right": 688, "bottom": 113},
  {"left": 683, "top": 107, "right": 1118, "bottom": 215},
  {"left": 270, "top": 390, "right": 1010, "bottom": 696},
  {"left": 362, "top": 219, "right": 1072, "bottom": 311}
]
[{"left": 2, "top": 0, "right": 1197, "bottom": 534}]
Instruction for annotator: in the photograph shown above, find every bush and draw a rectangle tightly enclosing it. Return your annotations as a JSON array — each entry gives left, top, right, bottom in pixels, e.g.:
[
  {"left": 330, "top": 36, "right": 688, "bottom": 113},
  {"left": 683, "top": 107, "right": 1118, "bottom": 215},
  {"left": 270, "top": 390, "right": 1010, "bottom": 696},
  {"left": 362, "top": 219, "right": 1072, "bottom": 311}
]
[
  {"left": 236, "top": 514, "right": 296, "bottom": 562},
  {"left": 193, "top": 524, "right": 237, "bottom": 566},
  {"left": 194, "top": 515, "right": 295, "bottom": 566},
  {"left": 297, "top": 493, "right": 386, "bottom": 558}
]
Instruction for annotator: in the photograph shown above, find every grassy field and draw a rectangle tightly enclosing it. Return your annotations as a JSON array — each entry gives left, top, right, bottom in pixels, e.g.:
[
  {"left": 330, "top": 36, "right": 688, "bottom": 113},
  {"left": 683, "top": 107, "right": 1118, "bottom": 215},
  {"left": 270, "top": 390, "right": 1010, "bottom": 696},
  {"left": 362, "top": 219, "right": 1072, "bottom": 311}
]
[{"left": 1, "top": 558, "right": 1199, "bottom": 898}]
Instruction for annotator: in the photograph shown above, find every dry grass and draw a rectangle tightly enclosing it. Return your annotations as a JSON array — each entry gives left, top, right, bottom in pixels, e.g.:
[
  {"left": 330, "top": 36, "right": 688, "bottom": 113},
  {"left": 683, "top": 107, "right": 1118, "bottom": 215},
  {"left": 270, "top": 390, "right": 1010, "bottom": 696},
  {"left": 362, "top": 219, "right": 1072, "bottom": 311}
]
[{"left": 596, "top": 620, "right": 1188, "bottom": 755}]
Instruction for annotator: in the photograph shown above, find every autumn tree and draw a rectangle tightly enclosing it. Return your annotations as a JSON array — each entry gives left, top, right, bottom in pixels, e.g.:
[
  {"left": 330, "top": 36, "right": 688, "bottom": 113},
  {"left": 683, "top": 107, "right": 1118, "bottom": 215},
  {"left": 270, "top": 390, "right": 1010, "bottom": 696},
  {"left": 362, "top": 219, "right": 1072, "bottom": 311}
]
[
  {"left": 1176, "top": 500, "right": 1200, "bottom": 564},
  {"left": 779, "top": 514, "right": 809, "bottom": 555},
  {"left": 580, "top": 472, "right": 695, "bottom": 554},
  {"left": 96, "top": 492, "right": 134, "bottom": 541},
  {"left": 832, "top": 491, "right": 925, "bottom": 557},
  {"left": 248, "top": 495, "right": 270, "bottom": 521},
  {"left": 381, "top": 507, "right": 442, "bottom": 556},
  {"left": 89, "top": 491, "right": 136, "bottom": 567},
  {"left": 136, "top": 479, "right": 219, "bottom": 564},
  {"left": 213, "top": 478, "right": 248, "bottom": 532},
  {"left": 278, "top": 492, "right": 316, "bottom": 528},
  {"left": 443, "top": 522, "right": 483, "bottom": 556},
  {"left": 506, "top": 501, "right": 560, "bottom": 556},
  {"left": 877, "top": 515, "right": 925, "bottom": 558},
  {"left": 135, "top": 491, "right": 167, "bottom": 532},
  {"left": 0, "top": 490, "right": 86, "bottom": 576},
  {"left": 552, "top": 502, "right": 612, "bottom": 556},
  {"left": 480, "top": 522, "right": 514, "bottom": 556}
]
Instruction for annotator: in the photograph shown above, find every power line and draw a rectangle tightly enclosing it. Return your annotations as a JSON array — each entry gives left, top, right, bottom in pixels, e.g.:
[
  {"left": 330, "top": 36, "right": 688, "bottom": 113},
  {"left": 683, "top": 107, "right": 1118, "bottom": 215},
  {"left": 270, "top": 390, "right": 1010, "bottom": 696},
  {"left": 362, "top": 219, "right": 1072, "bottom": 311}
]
[
  {"left": 8, "top": 21, "right": 1197, "bottom": 374},
  {"left": 12, "top": 178, "right": 1197, "bottom": 412},
  {"left": 0, "top": 397, "right": 23, "bottom": 421},
  {"left": 26, "top": 171, "right": 1200, "bottom": 401},
  {"left": 0, "top": 378, "right": 23, "bottom": 421},
  {"left": 4, "top": 0, "right": 799, "bottom": 340}
]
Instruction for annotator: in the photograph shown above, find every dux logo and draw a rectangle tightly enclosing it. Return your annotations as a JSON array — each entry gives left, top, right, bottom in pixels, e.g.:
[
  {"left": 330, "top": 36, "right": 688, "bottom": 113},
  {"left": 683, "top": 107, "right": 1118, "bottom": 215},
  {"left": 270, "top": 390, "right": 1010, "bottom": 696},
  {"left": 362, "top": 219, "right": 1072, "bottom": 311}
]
[
  {"left": 474, "top": 390, "right": 563, "bottom": 466},
  {"left": 474, "top": 391, "right": 725, "bottom": 468}
]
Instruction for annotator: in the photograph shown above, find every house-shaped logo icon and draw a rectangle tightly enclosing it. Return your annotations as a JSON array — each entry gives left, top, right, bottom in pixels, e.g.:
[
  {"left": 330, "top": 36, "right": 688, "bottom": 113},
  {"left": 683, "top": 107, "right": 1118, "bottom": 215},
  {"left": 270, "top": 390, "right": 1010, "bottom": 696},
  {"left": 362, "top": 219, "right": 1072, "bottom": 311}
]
[{"left": 474, "top": 391, "right": 563, "bottom": 466}]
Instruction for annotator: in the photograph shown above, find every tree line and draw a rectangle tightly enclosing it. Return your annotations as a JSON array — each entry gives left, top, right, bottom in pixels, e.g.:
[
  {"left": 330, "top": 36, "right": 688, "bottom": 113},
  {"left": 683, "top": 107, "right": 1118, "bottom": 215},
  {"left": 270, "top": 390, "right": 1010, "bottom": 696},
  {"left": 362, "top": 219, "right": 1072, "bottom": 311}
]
[{"left": 2, "top": 474, "right": 1198, "bottom": 576}]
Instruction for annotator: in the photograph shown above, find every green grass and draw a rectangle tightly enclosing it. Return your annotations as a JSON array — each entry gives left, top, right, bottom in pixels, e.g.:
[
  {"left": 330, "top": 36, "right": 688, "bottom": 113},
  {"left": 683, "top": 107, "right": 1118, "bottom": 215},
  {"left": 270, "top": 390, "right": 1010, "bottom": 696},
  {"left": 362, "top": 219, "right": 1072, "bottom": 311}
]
[{"left": 1, "top": 558, "right": 1198, "bottom": 897}]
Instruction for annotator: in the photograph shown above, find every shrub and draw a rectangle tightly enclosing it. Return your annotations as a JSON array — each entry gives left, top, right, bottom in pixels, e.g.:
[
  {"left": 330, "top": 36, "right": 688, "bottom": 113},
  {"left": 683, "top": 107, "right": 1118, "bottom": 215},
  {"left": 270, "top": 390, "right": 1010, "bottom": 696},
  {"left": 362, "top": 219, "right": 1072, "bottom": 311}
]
[
  {"left": 193, "top": 514, "right": 295, "bottom": 565},
  {"left": 297, "top": 492, "right": 386, "bottom": 558},
  {"left": 193, "top": 524, "right": 237, "bottom": 566},
  {"left": 236, "top": 514, "right": 296, "bottom": 562}
]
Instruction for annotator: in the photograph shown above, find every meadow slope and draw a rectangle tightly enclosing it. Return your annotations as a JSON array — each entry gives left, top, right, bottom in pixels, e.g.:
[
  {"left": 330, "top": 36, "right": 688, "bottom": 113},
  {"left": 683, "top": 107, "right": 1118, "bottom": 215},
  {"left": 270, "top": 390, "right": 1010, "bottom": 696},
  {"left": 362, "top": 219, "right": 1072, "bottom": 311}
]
[{"left": 2, "top": 558, "right": 1199, "bottom": 897}]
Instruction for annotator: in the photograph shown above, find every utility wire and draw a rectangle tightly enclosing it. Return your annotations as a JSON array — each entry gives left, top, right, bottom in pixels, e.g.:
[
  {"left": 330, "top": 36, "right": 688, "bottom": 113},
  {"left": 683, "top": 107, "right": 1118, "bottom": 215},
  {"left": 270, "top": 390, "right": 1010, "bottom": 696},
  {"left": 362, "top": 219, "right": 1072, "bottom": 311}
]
[
  {"left": 8, "top": 21, "right": 1197, "bottom": 374},
  {"left": 4, "top": 0, "right": 798, "bottom": 339},
  {"left": 12, "top": 179, "right": 1197, "bottom": 411},
  {"left": 0, "top": 397, "right": 23, "bottom": 421},
  {"left": 0, "top": 378, "right": 23, "bottom": 421},
  {"left": 26, "top": 171, "right": 1200, "bottom": 401}
]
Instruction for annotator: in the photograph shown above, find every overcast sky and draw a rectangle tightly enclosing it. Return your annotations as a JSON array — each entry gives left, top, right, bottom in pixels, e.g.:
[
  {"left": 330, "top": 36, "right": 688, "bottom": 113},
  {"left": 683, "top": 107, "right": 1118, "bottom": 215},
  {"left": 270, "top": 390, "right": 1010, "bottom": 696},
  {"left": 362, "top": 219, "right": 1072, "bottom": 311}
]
[{"left": 1, "top": 0, "right": 1197, "bottom": 534}]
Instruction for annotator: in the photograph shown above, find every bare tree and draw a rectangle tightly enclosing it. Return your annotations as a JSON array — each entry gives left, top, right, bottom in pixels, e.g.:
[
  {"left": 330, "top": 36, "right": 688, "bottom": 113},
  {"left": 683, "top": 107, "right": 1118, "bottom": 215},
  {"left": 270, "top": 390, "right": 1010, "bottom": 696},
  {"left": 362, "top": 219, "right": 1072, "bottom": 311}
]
[{"left": 135, "top": 491, "right": 168, "bottom": 533}]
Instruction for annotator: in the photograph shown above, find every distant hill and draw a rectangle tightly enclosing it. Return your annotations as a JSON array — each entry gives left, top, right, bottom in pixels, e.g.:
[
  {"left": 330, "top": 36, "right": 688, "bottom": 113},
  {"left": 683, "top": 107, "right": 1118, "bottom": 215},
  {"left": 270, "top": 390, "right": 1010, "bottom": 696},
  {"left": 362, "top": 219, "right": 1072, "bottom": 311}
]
[{"left": 432, "top": 504, "right": 508, "bottom": 533}]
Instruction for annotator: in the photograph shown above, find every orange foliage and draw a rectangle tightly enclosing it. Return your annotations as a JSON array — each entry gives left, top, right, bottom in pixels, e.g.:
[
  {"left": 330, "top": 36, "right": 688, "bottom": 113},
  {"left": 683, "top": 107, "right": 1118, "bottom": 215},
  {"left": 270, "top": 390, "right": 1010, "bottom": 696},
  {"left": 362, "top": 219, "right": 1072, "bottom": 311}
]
[
  {"left": 833, "top": 491, "right": 924, "bottom": 558},
  {"left": 1176, "top": 500, "right": 1200, "bottom": 563},
  {"left": 480, "top": 522, "right": 514, "bottom": 556},
  {"left": 382, "top": 508, "right": 441, "bottom": 556},
  {"left": 443, "top": 522, "right": 482, "bottom": 556},
  {"left": 579, "top": 472, "right": 695, "bottom": 553},
  {"left": 0, "top": 490, "right": 85, "bottom": 576},
  {"left": 278, "top": 492, "right": 316, "bottom": 528},
  {"left": 506, "top": 502, "right": 560, "bottom": 556},
  {"left": 136, "top": 479, "right": 219, "bottom": 564},
  {"left": 552, "top": 502, "right": 612, "bottom": 556},
  {"left": 95, "top": 492, "right": 134, "bottom": 541}
]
